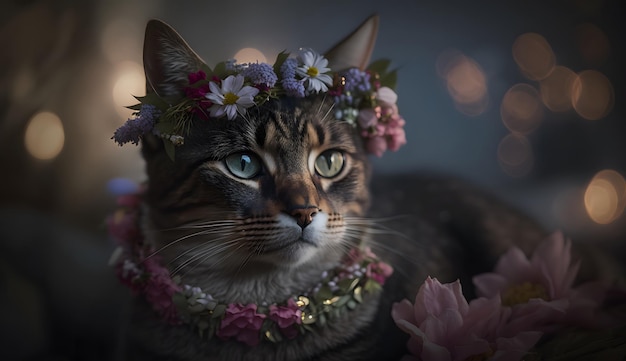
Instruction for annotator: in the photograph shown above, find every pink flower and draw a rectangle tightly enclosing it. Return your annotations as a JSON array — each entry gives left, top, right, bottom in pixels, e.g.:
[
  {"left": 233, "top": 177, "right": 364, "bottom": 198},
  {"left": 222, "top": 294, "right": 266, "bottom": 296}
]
[
  {"left": 363, "top": 132, "right": 387, "bottom": 157},
  {"left": 142, "top": 257, "right": 182, "bottom": 325},
  {"left": 376, "top": 86, "right": 398, "bottom": 106},
  {"left": 188, "top": 70, "right": 207, "bottom": 85},
  {"left": 357, "top": 108, "right": 379, "bottom": 128},
  {"left": 107, "top": 209, "right": 140, "bottom": 244},
  {"left": 473, "top": 231, "right": 605, "bottom": 331},
  {"left": 217, "top": 303, "right": 267, "bottom": 346},
  {"left": 385, "top": 117, "right": 407, "bottom": 152},
  {"left": 345, "top": 246, "right": 378, "bottom": 265},
  {"left": 269, "top": 298, "right": 302, "bottom": 339},
  {"left": 392, "top": 277, "right": 541, "bottom": 361},
  {"left": 366, "top": 261, "right": 394, "bottom": 285}
]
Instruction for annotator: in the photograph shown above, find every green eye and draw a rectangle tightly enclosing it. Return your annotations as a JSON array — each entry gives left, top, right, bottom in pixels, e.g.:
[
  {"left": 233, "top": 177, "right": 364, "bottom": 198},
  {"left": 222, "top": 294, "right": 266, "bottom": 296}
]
[
  {"left": 225, "top": 153, "right": 262, "bottom": 179},
  {"left": 314, "top": 150, "right": 345, "bottom": 178}
]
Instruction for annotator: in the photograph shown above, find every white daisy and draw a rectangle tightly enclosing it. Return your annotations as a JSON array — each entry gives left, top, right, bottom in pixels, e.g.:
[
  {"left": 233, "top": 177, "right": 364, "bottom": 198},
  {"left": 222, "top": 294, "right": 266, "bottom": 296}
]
[
  {"left": 295, "top": 49, "right": 333, "bottom": 95},
  {"left": 205, "top": 74, "right": 259, "bottom": 120}
]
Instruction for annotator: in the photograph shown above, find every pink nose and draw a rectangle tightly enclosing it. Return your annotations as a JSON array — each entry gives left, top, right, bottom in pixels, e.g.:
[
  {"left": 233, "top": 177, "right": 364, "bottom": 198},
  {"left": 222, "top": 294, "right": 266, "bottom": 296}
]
[{"left": 290, "top": 206, "right": 319, "bottom": 228}]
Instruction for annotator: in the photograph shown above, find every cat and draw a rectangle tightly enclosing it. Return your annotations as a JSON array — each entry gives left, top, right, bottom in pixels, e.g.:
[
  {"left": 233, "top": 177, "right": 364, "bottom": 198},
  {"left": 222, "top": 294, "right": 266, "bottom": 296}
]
[{"left": 114, "top": 16, "right": 613, "bottom": 361}]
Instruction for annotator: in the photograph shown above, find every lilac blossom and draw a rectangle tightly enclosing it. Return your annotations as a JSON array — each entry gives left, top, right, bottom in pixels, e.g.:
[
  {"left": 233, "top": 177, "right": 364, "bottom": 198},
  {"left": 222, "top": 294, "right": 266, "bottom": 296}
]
[
  {"left": 112, "top": 104, "right": 159, "bottom": 146},
  {"left": 280, "top": 58, "right": 305, "bottom": 97},
  {"left": 241, "top": 63, "right": 278, "bottom": 87}
]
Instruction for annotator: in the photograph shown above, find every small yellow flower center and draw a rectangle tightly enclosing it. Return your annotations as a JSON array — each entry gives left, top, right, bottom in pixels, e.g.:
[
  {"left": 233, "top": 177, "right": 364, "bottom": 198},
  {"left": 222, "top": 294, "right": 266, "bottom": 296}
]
[
  {"left": 502, "top": 282, "right": 549, "bottom": 306},
  {"left": 307, "top": 66, "right": 319, "bottom": 77},
  {"left": 223, "top": 92, "right": 239, "bottom": 105}
]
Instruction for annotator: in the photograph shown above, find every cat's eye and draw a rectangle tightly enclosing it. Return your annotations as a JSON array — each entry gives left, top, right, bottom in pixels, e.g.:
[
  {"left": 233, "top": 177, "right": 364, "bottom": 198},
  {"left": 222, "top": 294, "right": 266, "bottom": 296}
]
[
  {"left": 314, "top": 150, "right": 345, "bottom": 178},
  {"left": 224, "top": 152, "right": 262, "bottom": 179}
]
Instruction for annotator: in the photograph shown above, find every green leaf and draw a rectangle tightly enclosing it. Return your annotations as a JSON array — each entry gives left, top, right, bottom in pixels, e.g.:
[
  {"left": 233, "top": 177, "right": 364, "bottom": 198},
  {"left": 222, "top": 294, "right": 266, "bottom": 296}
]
[
  {"left": 126, "top": 103, "right": 143, "bottom": 111},
  {"left": 200, "top": 63, "right": 213, "bottom": 79},
  {"left": 211, "top": 304, "right": 226, "bottom": 319},
  {"left": 134, "top": 93, "right": 169, "bottom": 111},
  {"left": 367, "top": 59, "right": 391, "bottom": 75},
  {"left": 273, "top": 50, "right": 289, "bottom": 78},
  {"left": 213, "top": 61, "right": 231, "bottom": 78},
  {"left": 379, "top": 69, "right": 398, "bottom": 89},
  {"left": 314, "top": 285, "right": 333, "bottom": 303},
  {"left": 163, "top": 140, "right": 176, "bottom": 161}
]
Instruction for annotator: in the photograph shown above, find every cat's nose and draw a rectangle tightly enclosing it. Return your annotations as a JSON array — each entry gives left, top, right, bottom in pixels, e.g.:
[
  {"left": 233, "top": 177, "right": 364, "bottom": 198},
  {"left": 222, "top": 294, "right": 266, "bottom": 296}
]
[{"left": 290, "top": 206, "right": 320, "bottom": 229}]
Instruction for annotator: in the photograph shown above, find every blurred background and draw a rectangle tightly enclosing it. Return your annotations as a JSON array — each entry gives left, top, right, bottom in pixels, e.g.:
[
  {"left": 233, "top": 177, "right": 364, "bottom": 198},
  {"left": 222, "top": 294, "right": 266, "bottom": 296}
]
[{"left": 0, "top": 0, "right": 624, "bottom": 359}]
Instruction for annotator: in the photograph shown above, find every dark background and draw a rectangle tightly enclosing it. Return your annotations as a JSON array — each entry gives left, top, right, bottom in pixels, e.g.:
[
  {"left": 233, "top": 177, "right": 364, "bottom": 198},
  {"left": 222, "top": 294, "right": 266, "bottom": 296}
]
[{"left": 1, "top": 0, "right": 624, "bottom": 359}]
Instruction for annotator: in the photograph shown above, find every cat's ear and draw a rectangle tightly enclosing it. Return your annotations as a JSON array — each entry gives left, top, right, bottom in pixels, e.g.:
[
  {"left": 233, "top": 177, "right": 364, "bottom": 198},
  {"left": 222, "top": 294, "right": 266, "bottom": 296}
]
[
  {"left": 324, "top": 15, "right": 379, "bottom": 71},
  {"left": 143, "top": 19, "right": 205, "bottom": 97}
]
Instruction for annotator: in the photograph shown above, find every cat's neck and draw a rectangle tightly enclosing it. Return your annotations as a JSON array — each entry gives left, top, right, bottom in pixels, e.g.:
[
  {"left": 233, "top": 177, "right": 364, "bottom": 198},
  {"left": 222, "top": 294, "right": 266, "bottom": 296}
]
[
  {"left": 142, "top": 213, "right": 357, "bottom": 304},
  {"left": 174, "top": 254, "right": 344, "bottom": 304}
]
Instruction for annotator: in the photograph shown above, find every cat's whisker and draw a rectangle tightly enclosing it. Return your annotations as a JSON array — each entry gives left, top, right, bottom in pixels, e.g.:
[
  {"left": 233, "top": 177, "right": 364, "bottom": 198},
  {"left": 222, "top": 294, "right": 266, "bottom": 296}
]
[
  {"left": 172, "top": 239, "right": 241, "bottom": 277},
  {"left": 148, "top": 224, "right": 238, "bottom": 259},
  {"left": 168, "top": 234, "right": 232, "bottom": 266}
]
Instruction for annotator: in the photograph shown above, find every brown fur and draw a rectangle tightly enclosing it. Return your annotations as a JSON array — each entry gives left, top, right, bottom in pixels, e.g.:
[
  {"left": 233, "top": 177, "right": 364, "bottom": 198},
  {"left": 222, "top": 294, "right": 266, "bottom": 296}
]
[{"left": 123, "top": 19, "right": 552, "bottom": 361}]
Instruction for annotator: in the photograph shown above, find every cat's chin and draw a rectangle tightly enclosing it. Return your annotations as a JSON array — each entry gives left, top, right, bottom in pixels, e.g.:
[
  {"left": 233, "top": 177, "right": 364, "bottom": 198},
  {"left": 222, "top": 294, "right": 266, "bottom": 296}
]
[{"left": 253, "top": 238, "right": 322, "bottom": 268}]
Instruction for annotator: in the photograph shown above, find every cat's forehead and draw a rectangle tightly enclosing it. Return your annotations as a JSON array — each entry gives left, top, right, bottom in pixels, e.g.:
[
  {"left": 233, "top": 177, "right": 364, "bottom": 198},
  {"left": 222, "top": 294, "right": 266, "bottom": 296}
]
[{"left": 180, "top": 98, "right": 357, "bottom": 161}]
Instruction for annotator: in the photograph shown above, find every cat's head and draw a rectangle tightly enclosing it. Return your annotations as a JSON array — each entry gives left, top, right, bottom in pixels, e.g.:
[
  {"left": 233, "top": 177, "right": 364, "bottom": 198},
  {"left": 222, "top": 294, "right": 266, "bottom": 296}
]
[{"left": 135, "top": 17, "right": 386, "bottom": 276}]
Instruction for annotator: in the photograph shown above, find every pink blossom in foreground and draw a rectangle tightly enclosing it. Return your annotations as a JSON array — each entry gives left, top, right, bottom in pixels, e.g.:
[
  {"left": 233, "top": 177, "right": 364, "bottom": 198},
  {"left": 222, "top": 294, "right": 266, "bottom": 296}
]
[
  {"left": 268, "top": 298, "right": 302, "bottom": 339},
  {"left": 473, "top": 231, "right": 606, "bottom": 331},
  {"left": 392, "top": 277, "right": 542, "bottom": 361},
  {"left": 217, "top": 303, "right": 267, "bottom": 346}
]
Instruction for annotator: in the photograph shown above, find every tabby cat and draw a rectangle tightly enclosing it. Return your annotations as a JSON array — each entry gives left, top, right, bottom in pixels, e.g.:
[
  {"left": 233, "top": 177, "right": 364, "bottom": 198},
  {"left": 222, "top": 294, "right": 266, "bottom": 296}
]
[{"left": 119, "top": 16, "right": 552, "bottom": 361}]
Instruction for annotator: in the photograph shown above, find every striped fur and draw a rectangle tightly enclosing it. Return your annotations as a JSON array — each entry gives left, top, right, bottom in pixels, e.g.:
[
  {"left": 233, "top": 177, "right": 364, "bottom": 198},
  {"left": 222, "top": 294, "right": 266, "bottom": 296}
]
[{"left": 124, "top": 19, "right": 568, "bottom": 361}]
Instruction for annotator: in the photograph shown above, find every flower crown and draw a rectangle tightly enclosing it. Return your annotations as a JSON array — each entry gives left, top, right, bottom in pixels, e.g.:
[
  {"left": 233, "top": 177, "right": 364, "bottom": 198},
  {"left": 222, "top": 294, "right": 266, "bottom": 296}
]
[{"left": 113, "top": 48, "right": 406, "bottom": 159}]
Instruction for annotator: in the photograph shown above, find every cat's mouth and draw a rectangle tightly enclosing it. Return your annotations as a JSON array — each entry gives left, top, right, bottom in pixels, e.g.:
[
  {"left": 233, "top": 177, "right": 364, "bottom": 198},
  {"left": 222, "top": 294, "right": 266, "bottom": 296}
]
[{"left": 261, "top": 236, "right": 318, "bottom": 254}]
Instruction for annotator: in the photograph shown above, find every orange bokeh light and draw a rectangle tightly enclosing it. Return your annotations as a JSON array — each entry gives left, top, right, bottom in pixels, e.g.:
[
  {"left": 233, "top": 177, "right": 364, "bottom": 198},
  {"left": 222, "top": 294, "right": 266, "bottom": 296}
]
[
  {"left": 437, "top": 50, "right": 489, "bottom": 116},
  {"left": 539, "top": 66, "right": 578, "bottom": 112},
  {"left": 571, "top": 70, "right": 614, "bottom": 120},
  {"left": 584, "top": 170, "right": 626, "bottom": 224},
  {"left": 512, "top": 33, "right": 556, "bottom": 81},
  {"left": 501, "top": 83, "right": 543, "bottom": 135}
]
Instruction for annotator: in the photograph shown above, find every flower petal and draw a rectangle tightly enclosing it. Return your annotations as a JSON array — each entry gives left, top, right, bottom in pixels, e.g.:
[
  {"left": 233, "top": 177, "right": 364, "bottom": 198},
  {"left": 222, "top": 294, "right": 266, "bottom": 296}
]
[
  {"left": 473, "top": 273, "right": 509, "bottom": 298},
  {"left": 392, "top": 299, "right": 419, "bottom": 324},
  {"left": 494, "top": 247, "right": 535, "bottom": 284},
  {"left": 376, "top": 86, "right": 398, "bottom": 105}
]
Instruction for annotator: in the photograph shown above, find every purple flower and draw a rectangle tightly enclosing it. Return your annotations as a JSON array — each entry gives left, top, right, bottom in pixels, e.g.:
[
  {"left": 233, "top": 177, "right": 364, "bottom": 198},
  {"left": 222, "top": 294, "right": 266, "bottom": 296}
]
[
  {"left": 112, "top": 104, "right": 159, "bottom": 146},
  {"left": 242, "top": 63, "right": 278, "bottom": 87},
  {"left": 217, "top": 304, "right": 267, "bottom": 346},
  {"left": 268, "top": 298, "right": 302, "bottom": 339},
  {"left": 342, "top": 68, "right": 371, "bottom": 93},
  {"left": 280, "top": 58, "right": 305, "bottom": 97}
]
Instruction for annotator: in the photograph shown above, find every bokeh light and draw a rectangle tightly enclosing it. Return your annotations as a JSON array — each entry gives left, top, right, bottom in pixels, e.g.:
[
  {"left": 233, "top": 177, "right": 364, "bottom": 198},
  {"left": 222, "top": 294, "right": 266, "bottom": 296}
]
[
  {"left": 497, "top": 133, "right": 533, "bottom": 177},
  {"left": 571, "top": 70, "right": 614, "bottom": 120},
  {"left": 437, "top": 51, "right": 489, "bottom": 116},
  {"left": 584, "top": 170, "right": 626, "bottom": 224},
  {"left": 112, "top": 61, "right": 145, "bottom": 120},
  {"left": 512, "top": 33, "right": 556, "bottom": 81},
  {"left": 539, "top": 65, "right": 578, "bottom": 112},
  {"left": 501, "top": 83, "right": 543, "bottom": 134},
  {"left": 24, "top": 111, "right": 65, "bottom": 160},
  {"left": 233, "top": 48, "right": 267, "bottom": 63},
  {"left": 576, "top": 23, "right": 611, "bottom": 66}
]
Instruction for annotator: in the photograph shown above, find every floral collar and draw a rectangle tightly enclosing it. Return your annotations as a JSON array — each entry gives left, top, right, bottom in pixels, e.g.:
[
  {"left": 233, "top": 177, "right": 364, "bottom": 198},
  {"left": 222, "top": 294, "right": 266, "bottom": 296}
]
[
  {"left": 112, "top": 48, "right": 406, "bottom": 159},
  {"left": 107, "top": 191, "right": 393, "bottom": 346}
]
